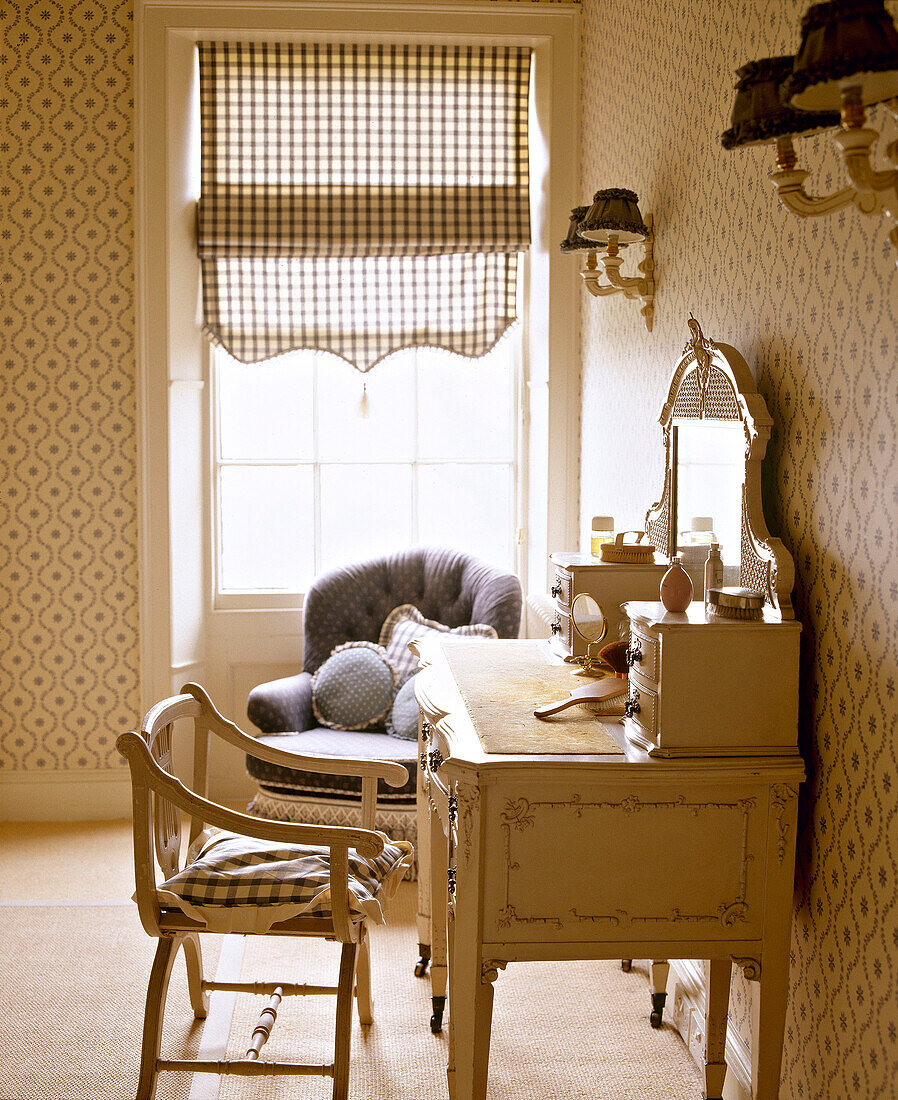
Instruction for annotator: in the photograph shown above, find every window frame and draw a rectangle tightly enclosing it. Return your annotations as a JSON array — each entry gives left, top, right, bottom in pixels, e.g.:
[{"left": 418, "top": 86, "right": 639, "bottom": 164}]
[{"left": 136, "top": 0, "right": 580, "bottom": 711}]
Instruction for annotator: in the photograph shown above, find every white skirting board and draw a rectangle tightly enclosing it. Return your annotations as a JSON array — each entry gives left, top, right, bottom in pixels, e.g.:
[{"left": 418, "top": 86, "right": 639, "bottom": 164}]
[
  {"left": 0, "top": 768, "right": 132, "bottom": 821},
  {"left": 669, "top": 959, "right": 752, "bottom": 1100}
]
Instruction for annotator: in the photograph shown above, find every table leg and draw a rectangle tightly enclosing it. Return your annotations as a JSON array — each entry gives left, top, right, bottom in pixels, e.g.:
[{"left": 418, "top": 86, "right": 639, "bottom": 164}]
[
  {"left": 429, "top": 797, "right": 448, "bottom": 1032},
  {"left": 448, "top": 777, "right": 495, "bottom": 1100},
  {"left": 703, "top": 958, "right": 730, "bottom": 1100},
  {"left": 650, "top": 959, "right": 670, "bottom": 1027},
  {"left": 751, "top": 782, "right": 800, "bottom": 1099},
  {"left": 415, "top": 729, "right": 432, "bottom": 978},
  {"left": 450, "top": 939, "right": 498, "bottom": 1100},
  {"left": 447, "top": 898, "right": 456, "bottom": 1100}
]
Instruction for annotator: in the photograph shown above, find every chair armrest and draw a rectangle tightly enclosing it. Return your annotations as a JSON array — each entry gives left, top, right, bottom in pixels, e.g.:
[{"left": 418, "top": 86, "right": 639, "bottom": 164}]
[
  {"left": 247, "top": 672, "right": 313, "bottom": 733},
  {"left": 117, "top": 732, "right": 386, "bottom": 858},
  {"left": 187, "top": 683, "right": 409, "bottom": 788}
]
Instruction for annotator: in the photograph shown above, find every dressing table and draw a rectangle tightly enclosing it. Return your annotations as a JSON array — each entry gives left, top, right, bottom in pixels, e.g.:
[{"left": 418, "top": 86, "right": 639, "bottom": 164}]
[{"left": 414, "top": 319, "right": 804, "bottom": 1100}]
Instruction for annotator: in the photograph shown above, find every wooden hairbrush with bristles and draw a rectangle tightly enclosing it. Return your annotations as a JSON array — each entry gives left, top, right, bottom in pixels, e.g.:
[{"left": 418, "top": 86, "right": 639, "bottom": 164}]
[{"left": 598, "top": 530, "right": 656, "bottom": 564}]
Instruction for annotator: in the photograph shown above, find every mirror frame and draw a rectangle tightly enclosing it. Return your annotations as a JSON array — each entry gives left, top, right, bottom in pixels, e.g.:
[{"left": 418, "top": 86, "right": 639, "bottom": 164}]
[{"left": 644, "top": 317, "right": 795, "bottom": 619}]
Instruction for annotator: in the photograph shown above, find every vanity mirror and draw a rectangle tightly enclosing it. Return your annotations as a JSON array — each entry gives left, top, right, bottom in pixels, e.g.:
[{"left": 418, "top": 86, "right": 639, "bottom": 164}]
[{"left": 644, "top": 317, "right": 795, "bottom": 618}]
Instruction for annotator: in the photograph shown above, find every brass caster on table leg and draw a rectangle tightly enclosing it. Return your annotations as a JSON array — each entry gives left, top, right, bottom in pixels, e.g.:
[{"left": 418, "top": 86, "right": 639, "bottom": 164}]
[
  {"left": 621, "top": 959, "right": 633, "bottom": 972},
  {"left": 430, "top": 995, "right": 446, "bottom": 1033},
  {"left": 649, "top": 990, "right": 667, "bottom": 1028},
  {"left": 415, "top": 943, "right": 431, "bottom": 978}
]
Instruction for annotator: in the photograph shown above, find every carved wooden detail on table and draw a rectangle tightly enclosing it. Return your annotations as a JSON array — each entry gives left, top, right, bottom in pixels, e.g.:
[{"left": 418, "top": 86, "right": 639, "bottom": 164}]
[
  {"left": 733, "top": 956, "right": 761, "bottom": 982},
  {"left": 770, "top": 784, "right": 798, "bottom": 865},
  {"left": 481, "top": 959, "right": 509, "bottom": 986},
  {"left": 497, "top": 794, "right": 757, "bottom": 931}
]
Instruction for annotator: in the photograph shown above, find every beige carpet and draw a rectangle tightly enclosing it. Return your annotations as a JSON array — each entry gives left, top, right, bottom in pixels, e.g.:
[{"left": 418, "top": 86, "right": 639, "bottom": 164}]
[{"left": 0, "top": 821, "right": 703, "bottom": 1100}]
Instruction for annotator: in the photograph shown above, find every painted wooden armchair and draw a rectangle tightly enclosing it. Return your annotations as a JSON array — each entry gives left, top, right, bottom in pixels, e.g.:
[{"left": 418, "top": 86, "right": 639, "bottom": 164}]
[{"left": 116, "top": 682, "right": 412, "bottom": 1100}]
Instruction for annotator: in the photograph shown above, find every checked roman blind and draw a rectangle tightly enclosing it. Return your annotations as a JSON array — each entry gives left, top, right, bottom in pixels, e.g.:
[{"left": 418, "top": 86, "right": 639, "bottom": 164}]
[{"left": 196, "top": 41, "right": 532, "bottom": 371}]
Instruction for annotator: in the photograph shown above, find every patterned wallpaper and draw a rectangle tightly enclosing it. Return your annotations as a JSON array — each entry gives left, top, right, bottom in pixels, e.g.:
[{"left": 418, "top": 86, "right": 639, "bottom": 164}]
[
  {"left": 0, "top": 0, "right": 574, "bottom": 776},
  {"left": 578, "top": 0, "right": 898, "bottom": 1096},
  {"left": 0, "top": 0, "right": 138, "bottom": 771}
]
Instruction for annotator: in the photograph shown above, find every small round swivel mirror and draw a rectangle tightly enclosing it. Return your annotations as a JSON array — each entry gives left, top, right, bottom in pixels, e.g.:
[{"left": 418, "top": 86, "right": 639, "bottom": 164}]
[
  {"left": 571, "top": 593, "right": 607, "bottom": 644},
  {"left": 567, "top": 594, "right": 608, "bottom": 676}
]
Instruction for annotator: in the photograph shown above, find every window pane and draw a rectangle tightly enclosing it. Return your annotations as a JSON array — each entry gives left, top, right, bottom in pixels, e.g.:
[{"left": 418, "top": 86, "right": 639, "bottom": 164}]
[
  {"left": 319, "top": 464, "right": 413, "bottom": 571},
  {"left": 218, "top": 353, "right": 314, "bottom": 462},
  {"left": 417, "top": 344, "right": 515, "bottom": 461},
  {"left": 316, "top": 352, "right": 416, "bottom": 463},
  {"left": 219, "top": 465, "right": 315, "bottom": 591},
  {"left": 417, "top": 463, "right": 515, "bottom": 571}
]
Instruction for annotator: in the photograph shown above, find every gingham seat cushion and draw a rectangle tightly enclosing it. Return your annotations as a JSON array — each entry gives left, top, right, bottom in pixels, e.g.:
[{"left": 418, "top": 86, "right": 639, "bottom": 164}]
[
  {"left": 378, "top": 603, "right": 498, "bottom": 684},
  {"left": 157, "top": 830, "right": 413, "bottom": 934}
]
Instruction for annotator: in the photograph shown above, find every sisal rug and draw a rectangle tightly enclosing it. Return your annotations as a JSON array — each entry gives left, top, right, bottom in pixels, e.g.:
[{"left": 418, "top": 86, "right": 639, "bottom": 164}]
[{"left": 0, "top": 884, "right": 702, "bottom": 1100}]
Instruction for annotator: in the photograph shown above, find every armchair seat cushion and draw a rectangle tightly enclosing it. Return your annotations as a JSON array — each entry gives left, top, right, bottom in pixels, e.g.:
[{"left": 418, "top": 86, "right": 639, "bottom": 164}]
[
  {"left": 158, "top": 829, "right": 413, "bottom": 934},
  {"left": 245, "top": 729, "right": 418, "bottom": 804}
]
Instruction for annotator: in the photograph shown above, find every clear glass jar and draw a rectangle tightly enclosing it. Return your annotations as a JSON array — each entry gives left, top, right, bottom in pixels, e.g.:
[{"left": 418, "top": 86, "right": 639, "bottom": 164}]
[{"left": 590, "top": 515, "right": 614, "bottom": 557}]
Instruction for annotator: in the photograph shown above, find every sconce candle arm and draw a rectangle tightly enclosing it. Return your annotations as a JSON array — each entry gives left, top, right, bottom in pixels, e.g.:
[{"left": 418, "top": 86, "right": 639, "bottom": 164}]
[
  {"left": 768, "top": 166, "right": 873, "bottom": 217},
  {"left": 579, "top": 214, "right": 655, "bottom": 332},
  {"left": 833, "top": 127, "right": 898, "bottom": 215},
  {"left": 768, "top": 136, "right": 878, "bottom": 218}
]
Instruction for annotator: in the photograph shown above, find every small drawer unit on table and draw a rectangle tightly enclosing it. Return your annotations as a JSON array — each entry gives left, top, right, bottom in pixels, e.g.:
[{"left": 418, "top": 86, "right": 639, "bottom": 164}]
[
  {"left": 548, "top": 552, "right": 669, "bottom": 660},
  {"left": 622, "top": 600, "right": 801, "bottom": 758}
]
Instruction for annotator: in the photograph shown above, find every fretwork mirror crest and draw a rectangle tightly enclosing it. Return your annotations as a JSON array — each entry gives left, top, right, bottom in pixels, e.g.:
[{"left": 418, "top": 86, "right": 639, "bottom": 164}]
[{"left": 644, "top": 317, "right": 795, "bottom": 619}]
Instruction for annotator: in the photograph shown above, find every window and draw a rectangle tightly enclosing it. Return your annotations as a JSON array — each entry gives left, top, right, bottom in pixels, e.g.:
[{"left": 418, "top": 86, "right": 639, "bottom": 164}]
[
  {"left": 213, "top": 338, "right": 520, "bottom": 598},
  {"left": 198, "top": 38, "right": 530, "bottom": 603}
]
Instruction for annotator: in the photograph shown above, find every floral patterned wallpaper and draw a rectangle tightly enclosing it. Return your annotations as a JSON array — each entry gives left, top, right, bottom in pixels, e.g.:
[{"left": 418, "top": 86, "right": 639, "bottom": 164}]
[
  {"left": 578, "top": 0, "right": 898, "bottom": 1095},
  {"left": 0, "top": 0, "right": 139, "bottom": 772}
]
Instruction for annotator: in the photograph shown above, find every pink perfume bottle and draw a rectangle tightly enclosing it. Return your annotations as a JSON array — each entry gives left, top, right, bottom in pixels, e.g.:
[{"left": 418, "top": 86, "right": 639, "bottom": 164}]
[{"left": 660, "top": 554, "right": 694, "bottom": 612}]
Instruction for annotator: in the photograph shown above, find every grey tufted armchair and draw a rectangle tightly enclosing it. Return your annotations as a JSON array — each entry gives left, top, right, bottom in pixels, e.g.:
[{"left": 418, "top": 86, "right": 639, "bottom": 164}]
[{"left": 245, "top": 547, "right": 522, "bottom": 861}]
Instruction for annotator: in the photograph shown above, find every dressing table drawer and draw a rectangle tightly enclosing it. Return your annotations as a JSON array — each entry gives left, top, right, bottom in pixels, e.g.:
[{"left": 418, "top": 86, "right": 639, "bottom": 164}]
[
  {"left": 552, "top": 607, "right": 572, "bottom": 649},
  {"left": 547, "top": 552, "right": 668, "bottom": 661},
  {"left": 624, "top": 676, "right": 658, "bottom": 747},
  {"left": 622, "top": 600, "right": 802, "bottom": 757},
  {"left": 552, "top": 567, "right": 573, "bottom": 609},
  {"left": 627, "top": 625, "right": 660, "bottom": 683}
]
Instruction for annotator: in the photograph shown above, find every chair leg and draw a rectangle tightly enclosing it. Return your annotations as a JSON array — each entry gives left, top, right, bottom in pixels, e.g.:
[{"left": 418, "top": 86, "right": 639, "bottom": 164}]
[
  {"left": 136, "top": 934, "right": 180, "bottom": 1100},
  {"left": 332, "top": 941, "right": 359, "bottom": 1100},
  {"left": 180, "top": 932, "right": 209, "bottom": 1019},
  {"left": 355, "top": 932, "right": 373, "bottom": 1026}
]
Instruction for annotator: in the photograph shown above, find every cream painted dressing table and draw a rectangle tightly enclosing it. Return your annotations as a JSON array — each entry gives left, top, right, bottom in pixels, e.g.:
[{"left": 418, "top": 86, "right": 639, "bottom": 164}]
[{"left": 414, "top": 320, "right": 804, "bottom": 1100}]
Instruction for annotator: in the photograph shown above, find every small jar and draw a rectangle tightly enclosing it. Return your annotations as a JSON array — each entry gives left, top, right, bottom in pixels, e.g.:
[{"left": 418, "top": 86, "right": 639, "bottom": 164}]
[
  {"left": 590, "top": 515, "right": 614, "bottom": 557},
  {"left": 680, "top": 515, "right": 716, "bottom": 545}
]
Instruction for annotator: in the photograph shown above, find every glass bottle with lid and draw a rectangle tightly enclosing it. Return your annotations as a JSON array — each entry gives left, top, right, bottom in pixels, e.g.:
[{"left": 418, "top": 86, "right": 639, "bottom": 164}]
[{"left": 590, "top": 515, "right": 614, "bottom": 557}]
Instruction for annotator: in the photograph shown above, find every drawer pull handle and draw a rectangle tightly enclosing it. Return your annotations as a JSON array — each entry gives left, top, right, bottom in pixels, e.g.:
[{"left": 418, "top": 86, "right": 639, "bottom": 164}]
[
  {"left": 626, "top": 642, "right": 644, "bottom": 667},
  {"left": 421, "top": 717, "right": 433, "bottom": 736},
  {"left": 551, "top": 582, "right": 563, "bottom": 598},
  {"left": 624, "top": 691, "right": 641, "bottom": 718},
  {"left": 428, "top": 748, "right": 445, "bottom": 772},
  {"left": 448, "top": 794, "right": 458, "bottom": 826},
  {"left": 551, "top": 617, "right": 562, "bottom": 635},
  {"left": 447, "top": 867, "right": 457, "bottom": 896}
]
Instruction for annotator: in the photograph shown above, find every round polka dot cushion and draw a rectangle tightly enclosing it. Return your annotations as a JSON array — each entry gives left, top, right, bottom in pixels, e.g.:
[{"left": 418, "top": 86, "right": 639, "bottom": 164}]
[{"left": 311, "top": 641, "right": 398, "bottom": 731}]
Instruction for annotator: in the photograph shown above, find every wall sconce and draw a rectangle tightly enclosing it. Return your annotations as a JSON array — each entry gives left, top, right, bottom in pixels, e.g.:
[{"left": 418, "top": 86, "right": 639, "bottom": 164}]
[
  {"left": 561, "top": 189, "right": 655, "bottom": 332},
  {"left": 724, "top": 0, "right": 898, "bottom": 257}
]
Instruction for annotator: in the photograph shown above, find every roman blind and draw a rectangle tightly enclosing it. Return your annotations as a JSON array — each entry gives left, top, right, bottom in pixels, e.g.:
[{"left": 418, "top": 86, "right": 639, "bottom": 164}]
[{"left": 196, "top": 41, "right": 532, "bottom": 371}]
